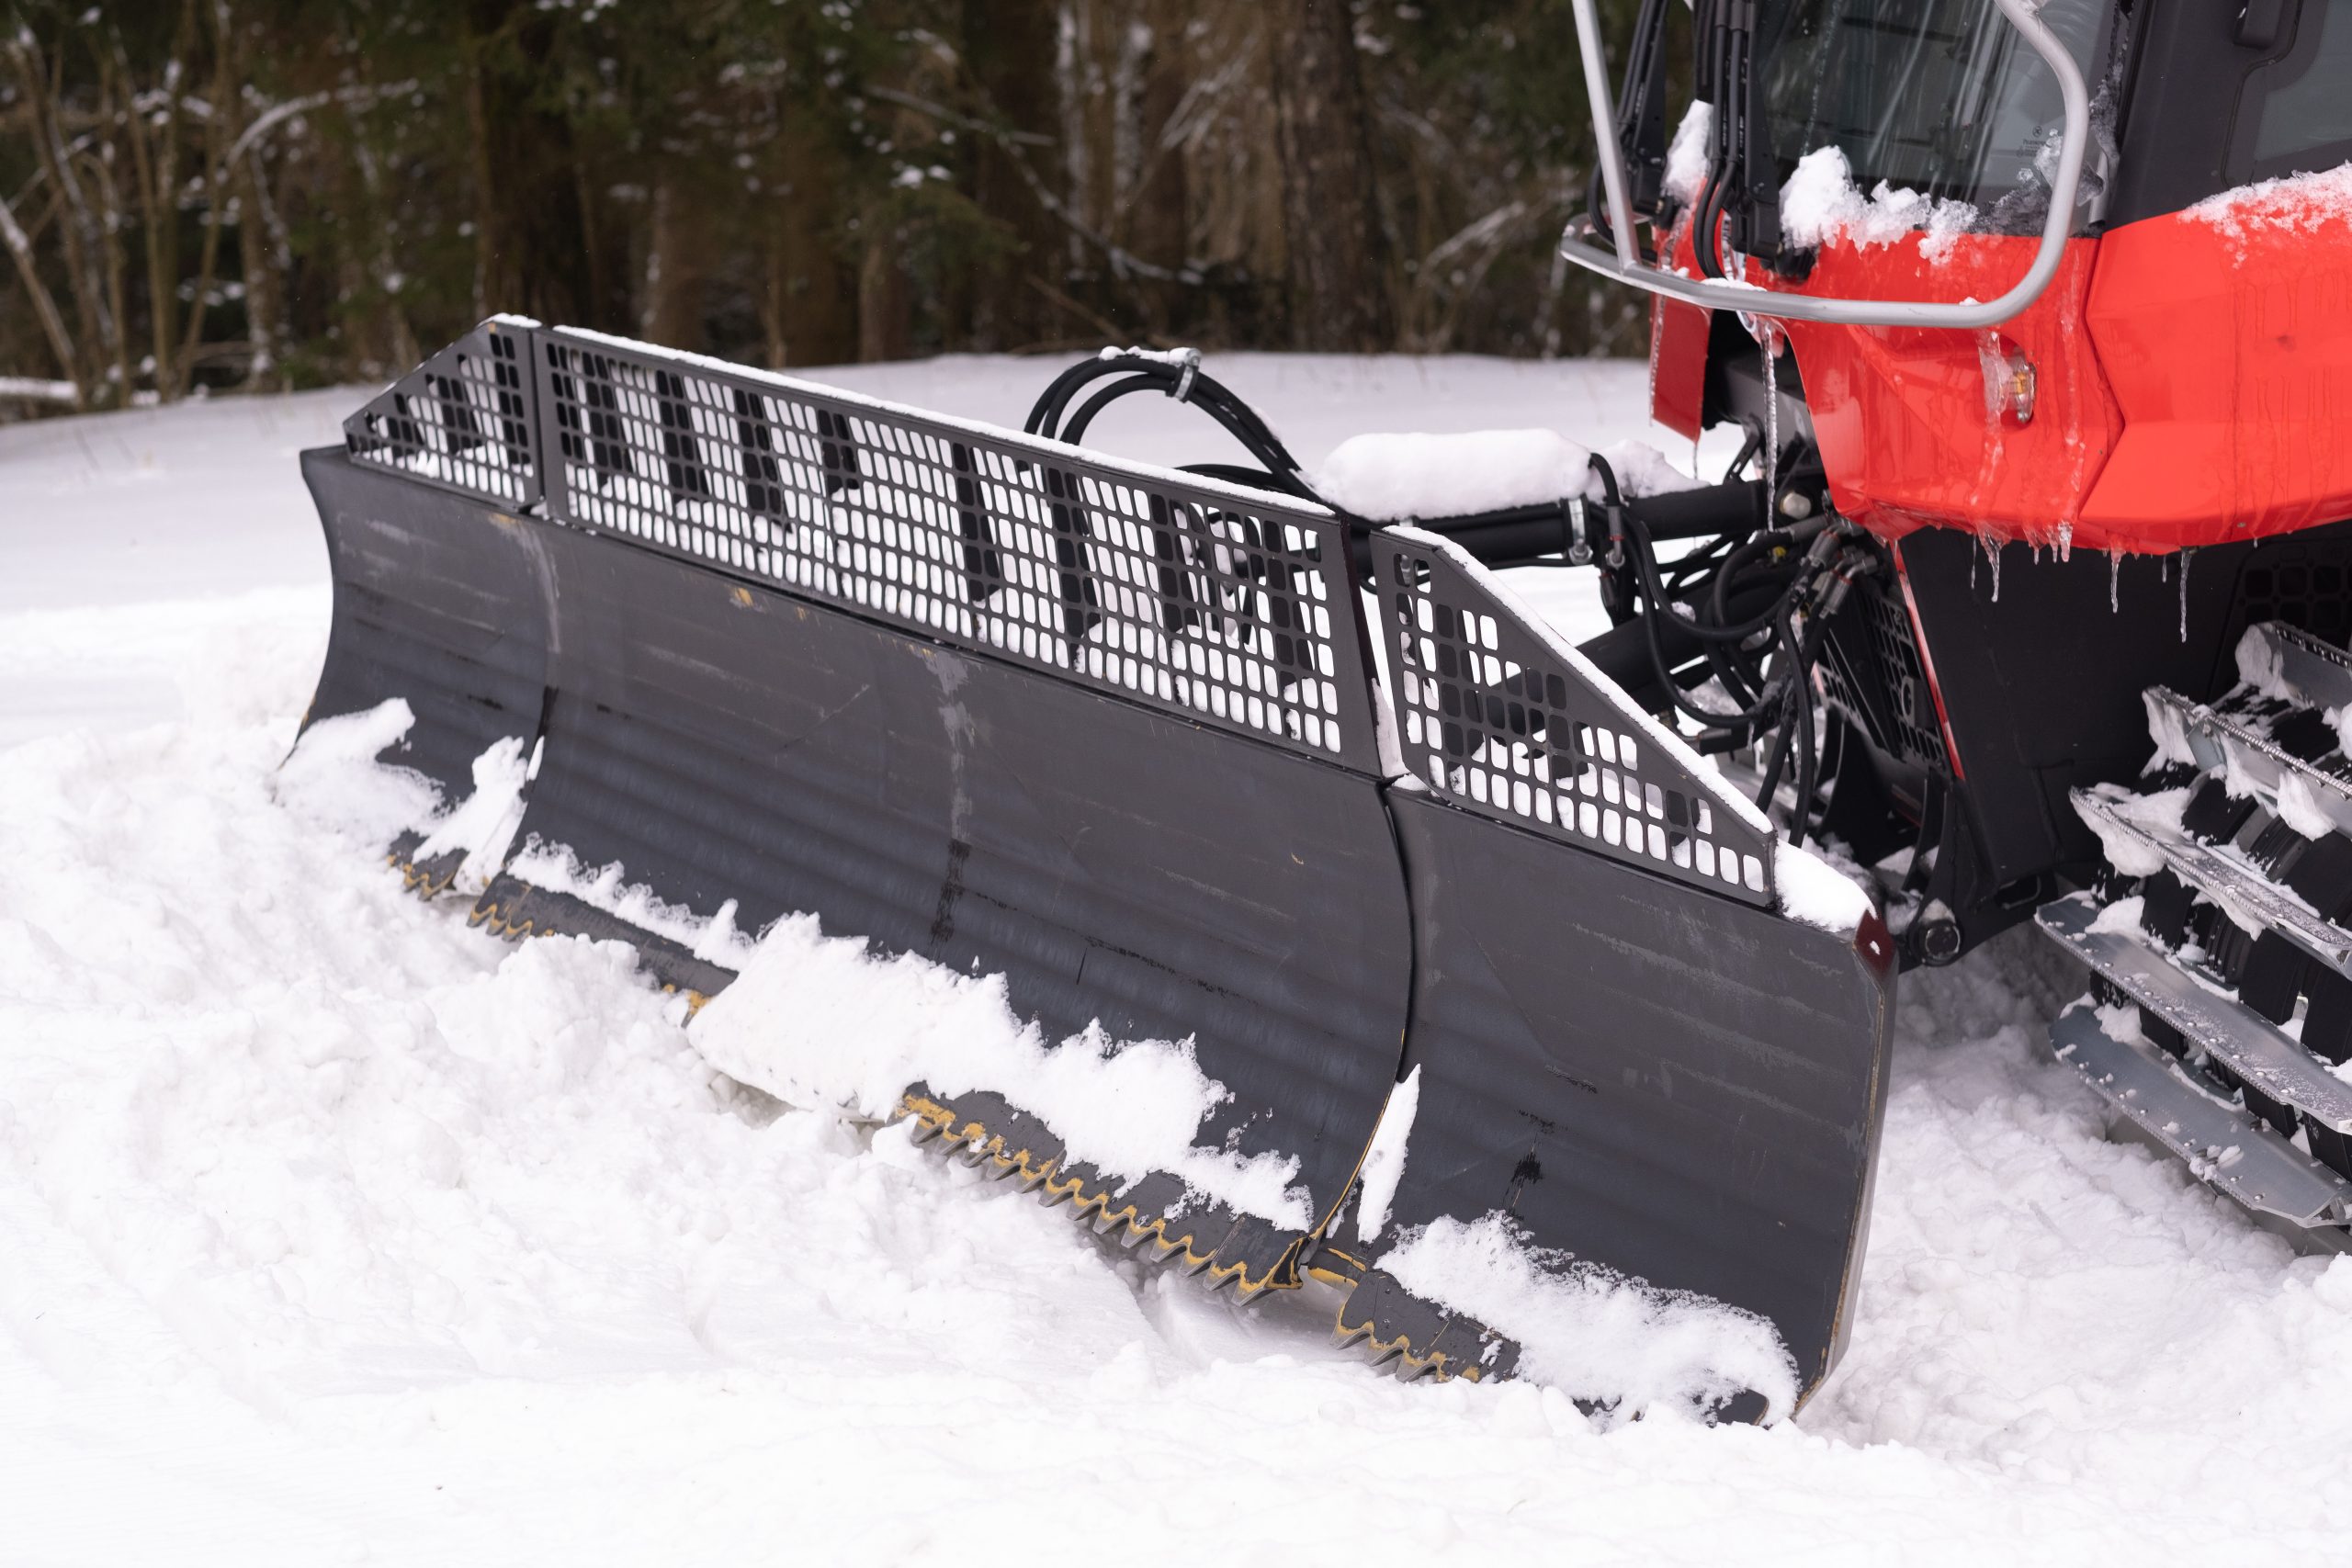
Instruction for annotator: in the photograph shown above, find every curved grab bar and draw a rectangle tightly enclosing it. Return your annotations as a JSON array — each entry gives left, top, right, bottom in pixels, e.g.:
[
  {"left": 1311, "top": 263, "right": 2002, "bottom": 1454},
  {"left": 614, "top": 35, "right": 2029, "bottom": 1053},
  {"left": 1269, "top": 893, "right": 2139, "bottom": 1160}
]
[{"left": 1564, "top": 0, "right": 2091, "bottom": 329}]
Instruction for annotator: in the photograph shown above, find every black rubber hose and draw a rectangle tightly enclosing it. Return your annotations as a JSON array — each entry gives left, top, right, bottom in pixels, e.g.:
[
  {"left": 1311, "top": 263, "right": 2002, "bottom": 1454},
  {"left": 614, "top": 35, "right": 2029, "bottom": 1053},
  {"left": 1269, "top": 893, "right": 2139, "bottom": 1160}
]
[
  {"left": 1623, "top": 510, "right": 1800, "bottom": 731},
  {"left": 1754, "top": 602, "right": 1837, "bottom": 829},
  {"left": 1787, "top": 641, "right": 1819, "bottom": 847},
  {"left": 1025, "top": 356, "right": 1134, "bottom": 436},
  {"left": 1752, "top": 615, "right": 1804, "bottom": 807},
  {"left": 1059, "top": 374, "right": 1168, "bottom": 444},
  {"left": 1032, "top": 357, "right": 1320, "bottom": 505},
  {"left": 1703, "top": 530, "right": 1794, "bottom": 705}
]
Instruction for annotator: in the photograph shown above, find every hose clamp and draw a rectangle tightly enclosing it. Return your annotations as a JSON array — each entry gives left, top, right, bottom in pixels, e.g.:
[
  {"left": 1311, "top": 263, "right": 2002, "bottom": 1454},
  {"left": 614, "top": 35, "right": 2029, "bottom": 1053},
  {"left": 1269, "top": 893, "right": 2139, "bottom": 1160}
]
[{"left": 1564, "top": 496, "right": 1595, "bottom": 565}]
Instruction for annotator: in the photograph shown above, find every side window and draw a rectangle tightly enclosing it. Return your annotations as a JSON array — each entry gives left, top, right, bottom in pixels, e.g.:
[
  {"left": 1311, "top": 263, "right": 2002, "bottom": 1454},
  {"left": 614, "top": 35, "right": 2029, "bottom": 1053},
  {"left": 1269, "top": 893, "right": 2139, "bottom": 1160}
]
[{"left": 2253, "top": 0, "right": 2352, "bottom": 172}]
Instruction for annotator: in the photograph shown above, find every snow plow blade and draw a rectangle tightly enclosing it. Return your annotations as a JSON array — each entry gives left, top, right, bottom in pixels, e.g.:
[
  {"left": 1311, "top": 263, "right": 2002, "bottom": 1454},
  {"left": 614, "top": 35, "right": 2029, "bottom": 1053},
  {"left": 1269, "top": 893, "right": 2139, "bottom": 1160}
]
[{"left": 298, "top": 321, "right": 1894, "bottom": 1416}]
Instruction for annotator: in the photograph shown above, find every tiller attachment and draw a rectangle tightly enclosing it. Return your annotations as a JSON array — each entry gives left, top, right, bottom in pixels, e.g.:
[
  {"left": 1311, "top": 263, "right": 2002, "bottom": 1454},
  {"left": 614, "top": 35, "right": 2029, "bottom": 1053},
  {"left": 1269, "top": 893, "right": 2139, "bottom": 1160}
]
[{"left": 297, "top": 321, "right": 1893, "bottom": 1419}]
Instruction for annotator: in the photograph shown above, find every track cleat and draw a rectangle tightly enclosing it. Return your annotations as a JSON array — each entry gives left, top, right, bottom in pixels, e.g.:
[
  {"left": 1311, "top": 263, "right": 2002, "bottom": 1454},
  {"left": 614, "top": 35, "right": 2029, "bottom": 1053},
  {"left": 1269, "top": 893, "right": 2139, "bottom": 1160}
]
[{"left": 2042, "top": 625, "right": 2352, "bottom": 1248}]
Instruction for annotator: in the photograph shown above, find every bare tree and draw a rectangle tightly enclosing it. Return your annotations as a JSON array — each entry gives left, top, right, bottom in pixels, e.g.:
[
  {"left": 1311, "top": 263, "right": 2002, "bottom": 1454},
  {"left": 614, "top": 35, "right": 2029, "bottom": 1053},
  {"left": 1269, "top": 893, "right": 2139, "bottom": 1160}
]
[{"left": 1267, "top": 0, "right": 1394, "bottom": 351}]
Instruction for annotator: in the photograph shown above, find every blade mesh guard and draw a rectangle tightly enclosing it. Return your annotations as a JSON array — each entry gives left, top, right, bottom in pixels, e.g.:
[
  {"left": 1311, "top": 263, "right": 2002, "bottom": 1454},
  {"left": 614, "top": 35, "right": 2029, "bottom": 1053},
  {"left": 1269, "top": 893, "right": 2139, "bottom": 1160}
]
[
  {"left": 343, "top": 316, "right": 542, "bottom": 507},
  {"left": 1375, "top": 526, "right": 1775, "bottom": 905}
]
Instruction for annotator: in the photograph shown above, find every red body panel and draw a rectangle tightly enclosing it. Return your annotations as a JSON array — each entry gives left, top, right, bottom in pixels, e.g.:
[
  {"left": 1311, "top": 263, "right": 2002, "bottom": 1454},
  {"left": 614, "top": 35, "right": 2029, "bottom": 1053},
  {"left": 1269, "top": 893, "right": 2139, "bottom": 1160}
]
[
  {"left": 1780, "top": 236, "right": 2117, "bottom": 550},
  {"left": 2082, "top": 201, "right": 2352, "bottom": 549},
  {"left": 1646, "top": 191, "right": 2352, "bottom": 554},
  {"left": 1649, "top": 294, "right": 1711, "bottom": 443}
]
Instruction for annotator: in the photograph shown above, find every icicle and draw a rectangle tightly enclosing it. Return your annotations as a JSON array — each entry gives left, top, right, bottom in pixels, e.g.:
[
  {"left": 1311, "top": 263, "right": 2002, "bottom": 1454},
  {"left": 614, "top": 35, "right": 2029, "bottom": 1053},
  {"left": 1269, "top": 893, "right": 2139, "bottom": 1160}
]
[
  {"left": 1971, "top": 541, "right": 1979, "bottom": 592},
  {"left": 1984, "top": 535, "right": 2003, "bottom": 603},
  {"left": 2057, "top": 521, "right": 2073, "bottom": 563},
  {"left": 1760, "top": 328, "right": 1781, "bottom": 506},
  {"left": 2178, "top": 547, "right": 2194, "bottom": 642},
  {"left": 2109, "top": 547, "right": 2121, "bottom": 612}
]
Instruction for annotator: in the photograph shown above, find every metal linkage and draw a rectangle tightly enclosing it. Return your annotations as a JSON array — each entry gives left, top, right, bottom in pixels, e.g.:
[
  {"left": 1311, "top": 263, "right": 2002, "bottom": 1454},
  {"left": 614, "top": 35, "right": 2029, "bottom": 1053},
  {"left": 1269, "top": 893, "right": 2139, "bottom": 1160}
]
[
  {"left": 344, "top": 317, "right": 540, "bottom": 507},
  {"left": 1374, "top": 526, "right": 1774, "bottom": 905},
  {"left": 530, "top": 328, "right": 1374, "bottom": 770}
]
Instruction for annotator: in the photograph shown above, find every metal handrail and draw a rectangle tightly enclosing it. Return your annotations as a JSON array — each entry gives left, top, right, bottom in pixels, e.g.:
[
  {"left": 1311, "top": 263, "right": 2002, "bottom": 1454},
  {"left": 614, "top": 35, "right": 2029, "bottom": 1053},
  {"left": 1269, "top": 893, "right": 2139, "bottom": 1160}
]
[{"left": 1563, "top": 0, "right": 2092, "bottom": 329}]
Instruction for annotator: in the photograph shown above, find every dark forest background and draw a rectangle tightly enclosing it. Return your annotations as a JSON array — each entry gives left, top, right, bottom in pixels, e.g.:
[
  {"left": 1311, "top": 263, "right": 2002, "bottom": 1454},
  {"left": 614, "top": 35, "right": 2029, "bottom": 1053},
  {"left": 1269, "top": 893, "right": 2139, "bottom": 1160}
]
[{"left": 0, "top": 0, "right": 1645, "bottom": 417}]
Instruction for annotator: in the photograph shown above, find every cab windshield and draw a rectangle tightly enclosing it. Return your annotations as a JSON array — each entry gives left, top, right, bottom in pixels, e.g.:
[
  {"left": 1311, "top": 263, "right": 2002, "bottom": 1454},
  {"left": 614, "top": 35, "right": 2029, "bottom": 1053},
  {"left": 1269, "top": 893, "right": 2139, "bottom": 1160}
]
[{"left": 1758, "top": 0, "right": 2110, "bottom": 230}]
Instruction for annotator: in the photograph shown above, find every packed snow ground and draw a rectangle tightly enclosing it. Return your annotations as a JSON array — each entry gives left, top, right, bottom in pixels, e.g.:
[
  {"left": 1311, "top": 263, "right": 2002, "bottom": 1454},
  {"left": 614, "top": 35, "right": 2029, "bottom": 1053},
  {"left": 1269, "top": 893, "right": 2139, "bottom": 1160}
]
[{"left": 9, "top": 357, "right": 2352, "bottom": 1562}]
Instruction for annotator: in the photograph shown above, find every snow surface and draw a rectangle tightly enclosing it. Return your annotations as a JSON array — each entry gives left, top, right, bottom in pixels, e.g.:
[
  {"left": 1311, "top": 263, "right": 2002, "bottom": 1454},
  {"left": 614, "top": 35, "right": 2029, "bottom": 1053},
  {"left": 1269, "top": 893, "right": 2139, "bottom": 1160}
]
[
  {"left": 1780, "top": 145, "right": 1981, "bottom": 264},
  {"left": 14, "top": 362, "right": 2352, "bottom": 1561}
]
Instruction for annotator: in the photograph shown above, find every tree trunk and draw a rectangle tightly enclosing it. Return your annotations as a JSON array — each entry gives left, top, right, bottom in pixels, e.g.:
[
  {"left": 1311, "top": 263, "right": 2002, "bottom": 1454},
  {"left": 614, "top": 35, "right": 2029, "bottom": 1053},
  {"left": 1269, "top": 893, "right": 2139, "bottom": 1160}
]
[
  {"left": 233, "top": 153, "right": 290, "bottom": 388},
  {"left": 638, "top": 175, "right": 710, "bottom": 352},
  {"left": 0, "top": 193, "right": 81, "bottom": 402},
  {"left": 961, "top": 0, "right": 1065, "bottom": 349},
  {"left": 761, "top": 113, "right": 857, "bottom": 367},
  {"left": 464, "top": 4, "right": 592, "bottom": 324},
  {"left": 12, "top": 33, "right": 119, "bottom": 400},
  {"left": 857, "top": 233, "right": 911, "bottom": 363},
  {"left": 1125, "top": 9, "right": 1192, "bottom": 335},
  {"left": 1266, "top": 0, "right": 1395, "bottom": 351}
]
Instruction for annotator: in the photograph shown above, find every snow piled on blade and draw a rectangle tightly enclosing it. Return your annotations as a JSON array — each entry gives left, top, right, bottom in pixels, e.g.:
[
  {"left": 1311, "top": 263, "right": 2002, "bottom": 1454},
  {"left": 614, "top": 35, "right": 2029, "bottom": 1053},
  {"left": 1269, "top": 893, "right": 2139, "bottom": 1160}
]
[
  {"left": 690, "top": 919, "right": 1315, "bottom": 1229},
  {"left": 1775, "top": 840, "right": 1872, "bottom": 935},
  {"left": 502, "top": 838, "right": 1315, "bottom": 1227},
  {"left": 1351, "top": 1066, "right": 1421, "bottom": 1244},
  {"left": 1311, "top": 430, "right": 1696, "bottom": 521},
  {"left": 2188, "top": 160, "right": 2352, "bottom": 260},
  {"left": 275, "top": 697, "right": 536, "bottom": 893},
  {"left": 507, "top": 840, "right": 762, "bottom": 969},
  {"left": 272, "top": 697, "right": 437, "bottom": 840},
  {"left": 1781, "top": 145, "right": 1980, "bottom": 263},
  {"left": 412, "top": 735, "right": 531, "bottom": 875},
  {"left": 1379, "top": 1213, "right": 1799, "bottom": 1424}
]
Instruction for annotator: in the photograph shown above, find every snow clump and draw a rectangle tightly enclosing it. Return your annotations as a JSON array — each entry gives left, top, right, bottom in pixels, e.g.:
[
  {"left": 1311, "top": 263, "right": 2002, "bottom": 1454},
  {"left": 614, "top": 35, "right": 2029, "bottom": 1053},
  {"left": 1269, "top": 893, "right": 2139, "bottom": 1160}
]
[
  {"left": 1665, "top": 101, "right": 1715, "bottom": 208},
  {"left": 1313, "top": 430, "right": 1696, "bottom": 522},
  {"left": 1351, "top": 1066, "right": 1422, "bottom": 1244},
  {"left": 691, "top": 918, "right": 1316, "bottom": 1229},
  {"left": 1378, "top": 1212, "right": 1800, "bottom": 1424},
  {"left": 1775, "top": 839, "right": 1873, "bottom": 935},
  {"left": 1781, "top": 145, "right": 1980, "bottom": 263},
  {"left": 2188, "top": 160, "right": 2352, "bottom": 262}
]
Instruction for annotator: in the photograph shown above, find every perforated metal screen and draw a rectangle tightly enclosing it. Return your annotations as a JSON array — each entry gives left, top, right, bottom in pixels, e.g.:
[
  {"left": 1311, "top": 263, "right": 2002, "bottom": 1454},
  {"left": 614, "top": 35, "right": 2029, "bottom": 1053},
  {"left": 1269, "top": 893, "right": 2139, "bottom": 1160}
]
[
  {"left": 340, "top": 321, "right": 1800, "bottom": 913},
  {"left": 532, "top": 330, "right": 1373, "bottom": 769},
  {"left": 1374, "top": 532, "right": 1775, "bottom": 905},
  {"left": 344, "top": 321, "right": 539, "bottom": 506}
]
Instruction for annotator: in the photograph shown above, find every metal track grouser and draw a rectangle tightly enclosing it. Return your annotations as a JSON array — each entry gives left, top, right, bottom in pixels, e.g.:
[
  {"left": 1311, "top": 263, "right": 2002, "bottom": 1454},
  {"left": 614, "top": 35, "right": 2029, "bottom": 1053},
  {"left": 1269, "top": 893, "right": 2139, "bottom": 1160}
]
[{"left": 289, "top": 0, "right": 2352, "bottom": 1420}]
